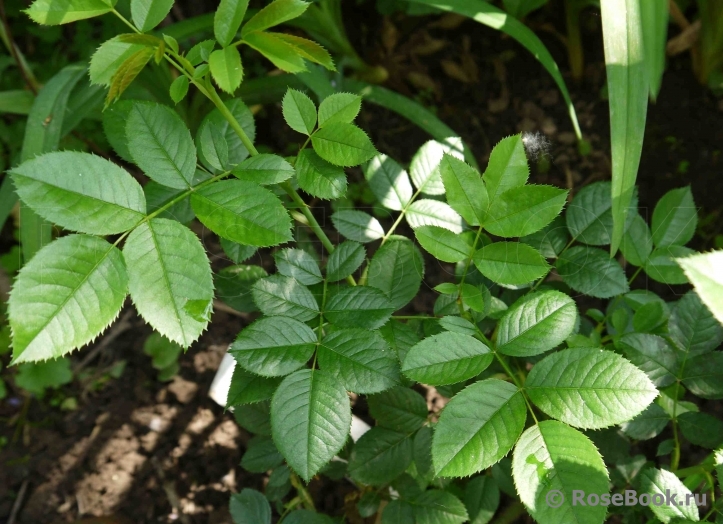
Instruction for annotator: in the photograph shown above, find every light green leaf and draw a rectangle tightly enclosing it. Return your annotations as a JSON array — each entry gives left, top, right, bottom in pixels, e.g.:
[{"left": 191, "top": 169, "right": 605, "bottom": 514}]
[
  {"left": 620, "top": 403, "right": 669, "bottom": 440},
  {"left": 364, "top": 154, "right": 413, "bottom": 211},
  {"left": 215, "top": 0, "right": 250, "bottom": 47},
  {"left": 617, "top": 333, "right": 677, "bottom": 387},
  {"left": 326, "top": 241, "right": 365, "bottom": 282},
  {"left": 641, "top": 0, "right": 668, "bottom": 101},
  {"left": 496, "top": 290, "right": 578, "bottom": 357},
  {"left": 682, "top": 352, "right": 723, "bottom": 399},
  {"left": 410, "top": 138, "right": 464, "bottom": 195},
  {"left": 324, "top": 286, "right": 394, "bottom": 329},
  {"left": 621, "top": 213, "right": 653, "bottom": 266},
  {"left": 638, "top": 468, "right": 700, "bottom": 522},
  {"left": 482, "top": 133, "right": 528, "bottom": 204},
  {"left": 512, "top": 421, "right": 608, "bottom": 524},
  {"left": 230, "top": 488, "right": 272, "bottom": 524},
  {"left": 464, "top": 476, "right": 500, "bottom": 524},
  {"left": 233, "top": 153, "right": 295, "bottom": 185},
  {"left": 196, "top": 98, "right": 256, "bottom": 169},
  {"left": 311, "top": 123, "right": 376, "bottom": 167},
  {"left": 566, "top": 181, "right": 637, "bottom": 245},
  {"left": 415, "top": 226, "right": 469, "bottom": 263},
  {"left": 191, "top": 180, "right": 292, "bottom": 247},
  {"left": 676, "top": 250, "right": 723, "bottom": 325},
  {"left": 10, "top": 235, "right": 127, "bottom": 363},
  {"left": 13, "top": 358, "right": 72, "bottom": 395},
  {"left": 348, "top": 427, "right": 414, "bottom": 486},
  {"left": 231, "top": 316, "right": 316, "bottom": 376},
  {"left": 295, "top": 149, "right": 347, "bottom": 199},
  {"left": 274, "top": 248, "right": 322, "bottom": 285},
  {"left": 131, "top": 0, "right": 173, "bottom": 32},
  {"left": 271, "top": 368, "right": 351, "bottom": 481},
  {"left": 274, "top": 34, "right": 335, "bottom": 70},
  {"left": 242, "top": 0, "right": 309, "bottom": 35},
  {"left": 252, "top": 275, "right": 319, "bottom": 322},
  {"left": 209, "top": 47, "right": 243, "bottom": 94},
  {"left": 526, "top": 347, "right": 658, "bottom": 429},
  {"left": 127, "top": 101, "right": 196, "bottom": 189},
  {"left": 652, "top": 186, "right": 697, "bottom": 247},
  {"left": 318, "top": 93, "right": 362, "bottom": 127},
  {"left": 124, "top": 219, "right": 212, "bottom": 346},
  {"left": 368, "top": 238, "right": 424, "bottom": 309},
  {"left": 556, "top": 246, "right": 629, "bottom": 299},
  {"left": 318, "top": 328, "right": 399, "bottom": 394},
  {"left": 433, "top": 379, "right": 526, "bottom": 477},
  {"left": 485, "top": 185, "right": 567, "bottom": 238},
  {"left": 244, "top": 31, "right": 307, "bottom": 73},
  {"left": 227, "top": 366, "right": 282, "bottom": 407},
  {"left": 331, "top": 210, "right": 384, "bottom": 242},
  {"left": 187, "top": 39, "right": 215, "bottom": 65},
  {"left": 406, "top": 199, "right": 463, "bottom": 233},
  {"left": 440, "top": 154, "right": 487, "bottom": 225},
  {"left": 11, "top": 151, "right": 145, "bottom": 235},
  {"left": 144, "top": 329, "right": 181, "bottom": 373},
  {"left": 169, "top": 75, "right": 189, "bottom": 104},
  {"left": 90, "top": 37, "right": 144, "bottom": 87},
  {"left": 402, "top": 331, "right": 492, "bottom": 386},
  {"left": 282, "top": 88, "right": 316, "bottom": 135},
  {"left": 601, "top": 0, "right": 648, "bottom": 255},
  {"left": 473, "top": 242, "right": 549, "bottom": 286},
  {"left": 669, "top": 291, "right": 723, "bottom": 357},
  {"left": 368, "top": 386, "right": 428, "bottom": 433},
  {"left": 645, "top": 245, "right": 693, "bottom": 284},
  {"left": 105, "top": 47, "right": 154, "bottom": 106},
  {"left": 26, "top": 0, "right": 115, "bottom": 25}
]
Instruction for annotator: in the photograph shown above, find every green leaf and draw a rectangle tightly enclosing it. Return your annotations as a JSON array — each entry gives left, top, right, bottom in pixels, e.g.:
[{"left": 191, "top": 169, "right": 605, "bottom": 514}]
[
  {"left": 408, "top": 490, "right": 468, "bottom": 524},
  {"left": 105, "top": 47, "right": 154, "bottom": 106},
  {"left": 311, "top": 123, "right": 377, "bottom": 167},
  {"left": 566, "top": 181, "right": 637, "bottom": 245},
  {"left": 676, "top": 250, "right": 723, "bottom": 324},
  {"left": 439, "top": 316, "right": 477, "bottom": 336},
  {"left": 617, "top": 333, "right": 677, "bottom": 387},
  {"left": 637, "top": 468, "right": 699, "bottom": 523},
  {"left": 231, "top": 316, "right": 316, "bottom": 376},
  {"left": 331, "top": 210, "right": 384, "bottom": 242},
  {"left": 652, "top": 186, "right": 697, "bottom": 247},
  {"left": 187, "top": 39, "right": 215, "bottom": 65},
  {"left": 600, "top": 0, "right": 648, "bottom": 255},
  {"left": 526, "top": 348, "right": 658, "bottom": 429},
  {"left": 679, "top": 412, "right": 723, "bottom": 449},
  {"left": 131, "top": 0, "right": 173, "bottom": 32},
  {"left": 324, "top": 286, "right": 394, "bottom": 329},
  {"left": 415, "top": 226, "right": 469, "bottom": 263},
  {"left": 232, "top": 154, "right": 294, "bottom": 185},
  {"left": 215, "top": 264, "right": 266, "bottom": 313},
  {"left": 283, "top": 510, "right": 335, "bottom": 524},
  {"left": 645, "top": 245, "right": 693, "bottom": 284},
  {"left": 440, "top": 154, "right": 487, "bottom": 226},
  {"left": 318, "top": 93, "right": 362, "bottom": 127},
  {"left": 364, "top": 154, "right": 413, "bottom": 211},
  {"left": 209, "top": 47, "right": 244, "bottom": 94},
  {"left": 243, "top": 31, "right": 307, "bottom": 73},
  {"left": 274, "top": 34, "right": 335, "bottom": 70},
  {"left": 143, "top": 332, "right": 182, "bottom": 370},
  {"left": 406, "top": 199, "right": 463, "bottom": 233},
  {"left": 512, "top": 421, "right": 608, "bottom": 524},
  {"left": 227, "top": 366, "right": 282, "bottom": 407},
  {"left": 295, "top": 149, "right": 347, "bottom": 199},
  {"left": 464, "top": 476, "right": 500, "bottom": 524},
  {"left": 348, "top": 427, "right": 414, "bottom": 486},
  {"left": 197, "top": 98, "right": 256, "bottom": 168},
  {"left": 282, "top": 88, "right": 316, "bottom": 135},
  {"left": 229, "top": 488, "right": 271, "bottom": 524},
  {"left": 326, "top": 241, "right": 365, "bottom": 282},
  {"left": 252, "top": 275, "right": 319, "bottom": 322},
  {"left": 402, "top": 331, "right": 492, "bottom": 386},
  {"left": 482, "top": 134, "right": 528, "bottom": 204},
  {"left": 271, "top": 368, "right": 351, "bottom": 481},
  {"left": 274, "top": 248, "right": 322, "bottom": 285},
  {"left": 124, "top": 219, "right": 213, "bottom": 347},
  {"left": 11, "top": 151, "right": 145, "bottom": 235},
  {"left": 621, "top": 212, "right": 653, "bottom": 267},
  {"left": 14, "top": 358, "right": 72, "bottom": 395},
  {"left": 556, "top": 246, "right": 629, "bottom": 299},
  {"left": 433, "top": 378, "right": 526, "bottom": 477},
  {"left": 669, "top": 291, "right": 723, "bottom": 357},
  {"left": 242, "top": 0, "right": 310, "bottom": 35},
  {"left": 221, "top": 240, "right": 257, "bottom": 264},
  {"left": 126, "top": 102, "right": 196, "bottom": 189},
  {"left": 485, "top": 185, "right": 567, "bottom": 238},
  {"left": 496, "top": 290, "right": 578, "bottom": 357},
  {"left": 641, "top": 0, "right": 668, "bottom": 101},
  {"left": 318, "top": 329, "right": 399, "bottom": 394},
  {"left": 520, "top": 215, "right": 570, "bottom": 259},
  {"left": 632, "top": 300, "right": 668, "bottom": 333},
  {"left": 235, "top": 401, "right": 272, "bottom": 435},
  {"left": 368, "top": 238, "right": 424, "bottom": 310},
  {"left": 410, "top": 139, "right": 464, "bottom": 196},
  {"left": 620, "top": 403, "right": 669, "bottom": 440},
  {"left": 191, "top": 180, "right": 292, "bottom": 247},
  {"left": 682, "top": 352, "right": 723, "bottom": 399},
  {"left": 102, "top": 100, "right": 135, "bottom": 162},
  {"left": 473, "top": 242, "right": 549, "bottom": 286},
  {"left": 144, "top": 181, "right": 194, "bottom": 223},
  {"left": 215, "top": 0, "right": 250, "bottom": 47},
  {"left": 368, "top": 386, "right": 428, "bottom": 433},
  {"left": 25, "top": 0, "right": 115, "bottom": 25},
  {"left": 240, "top": 436, "right": 284, "bottom": 472},
  {"left": 10, "top": 235, "right": 128, "bottom": 363},
  {"left": 90, "top": 37, "right": 144, "bottom": 87},
  {"left": 169, "top": 75, "right": 189, "bottom": 104}
]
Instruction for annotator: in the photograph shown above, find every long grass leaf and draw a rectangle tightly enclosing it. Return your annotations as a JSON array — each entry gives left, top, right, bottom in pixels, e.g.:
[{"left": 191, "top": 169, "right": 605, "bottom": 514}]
[
  {"left": 601, "top": 0, "right": 648, "bottom": 255},
  {"left": 640, "top": 0, "right": 668, "bottom": 101}
]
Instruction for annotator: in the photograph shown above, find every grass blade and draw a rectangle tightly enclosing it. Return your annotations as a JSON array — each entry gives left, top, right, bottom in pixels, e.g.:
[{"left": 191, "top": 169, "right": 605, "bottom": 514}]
[
  {"left": 600, "top": 0, "right": 648, "bottom": 255},
  {"left": 640, "top": 0, "right": 668, "bottom": 101}
]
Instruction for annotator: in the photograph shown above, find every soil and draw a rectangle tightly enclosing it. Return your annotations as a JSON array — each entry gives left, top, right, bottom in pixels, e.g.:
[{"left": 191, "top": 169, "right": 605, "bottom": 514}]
[{"left": 1, "top": 1, "right": 722, "bottom": 523}]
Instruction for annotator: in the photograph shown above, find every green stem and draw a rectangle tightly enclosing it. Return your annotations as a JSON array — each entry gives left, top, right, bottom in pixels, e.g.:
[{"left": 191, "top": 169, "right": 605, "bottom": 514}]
[
  {"left": 456, "top": 226, "right": 484, "bottom": 317},
  {"left": 628, "top": 265, "right": 643, "bottom": 286},
  {"left": 112, "top": 8, "right": 140, "bottom": 33},
  {"left": 290, "top": 473, "right": 316, "bottom": 511},
  {"left": 529, "top": 236, "right": 576, "bottom": 293}
]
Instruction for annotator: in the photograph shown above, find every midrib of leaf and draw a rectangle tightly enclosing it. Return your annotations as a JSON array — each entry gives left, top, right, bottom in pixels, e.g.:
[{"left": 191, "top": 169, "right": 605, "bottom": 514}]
[
  {"left": 315, "top": 133, "right": 372, "bottom": 153},
  {"left": 193, "top": 192, "right": 280, "bottom": 236},
  {"left": 491, "top": 191, "right": 562, "bottom": 222},
  {"left": 148, "top": 222, "right": 187, "bottom": 343},
  {"left": 535, "top": 427, "right": 579, "bottom": 518},
  {"left": 502, "top": 302, "right": 568, "bottom": 343},
  {"left": 322, "top": 342, "right": 394, "bottom": 380},
  {"left": 135, "top": 108, "right": 190, "bottom": 187}
]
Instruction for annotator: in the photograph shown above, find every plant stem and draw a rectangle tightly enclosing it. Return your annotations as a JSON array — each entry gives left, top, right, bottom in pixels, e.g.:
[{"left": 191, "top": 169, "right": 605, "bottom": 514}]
[
  {"left": 628, "top": 265, "right": 643, "bottom": 285},
  {"left": 290, "top": 473, "right": 315, "bottom": 511}
]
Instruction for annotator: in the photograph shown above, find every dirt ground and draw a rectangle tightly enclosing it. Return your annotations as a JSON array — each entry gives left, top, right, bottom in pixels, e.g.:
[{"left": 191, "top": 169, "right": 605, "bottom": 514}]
[{"left": 1, "top": 2, "right": 722, "bottom": 523}]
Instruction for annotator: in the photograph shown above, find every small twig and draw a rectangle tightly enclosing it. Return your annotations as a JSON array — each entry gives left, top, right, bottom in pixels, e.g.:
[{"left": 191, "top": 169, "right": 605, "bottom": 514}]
[
  {"left": 7, "top": 479, "right": 30, "bottom": 524},
  {"left": 74, "top": 309, "right": 134, "bottom": 376},
  {"left": 0, "top": 0, "right": 39, "bottom": 94},
  {"left": 151, "top": 457, "right": 191, "bottom": 524},
  {"left": 213, "top": 299, "right": 249, "bottom": 319}
]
